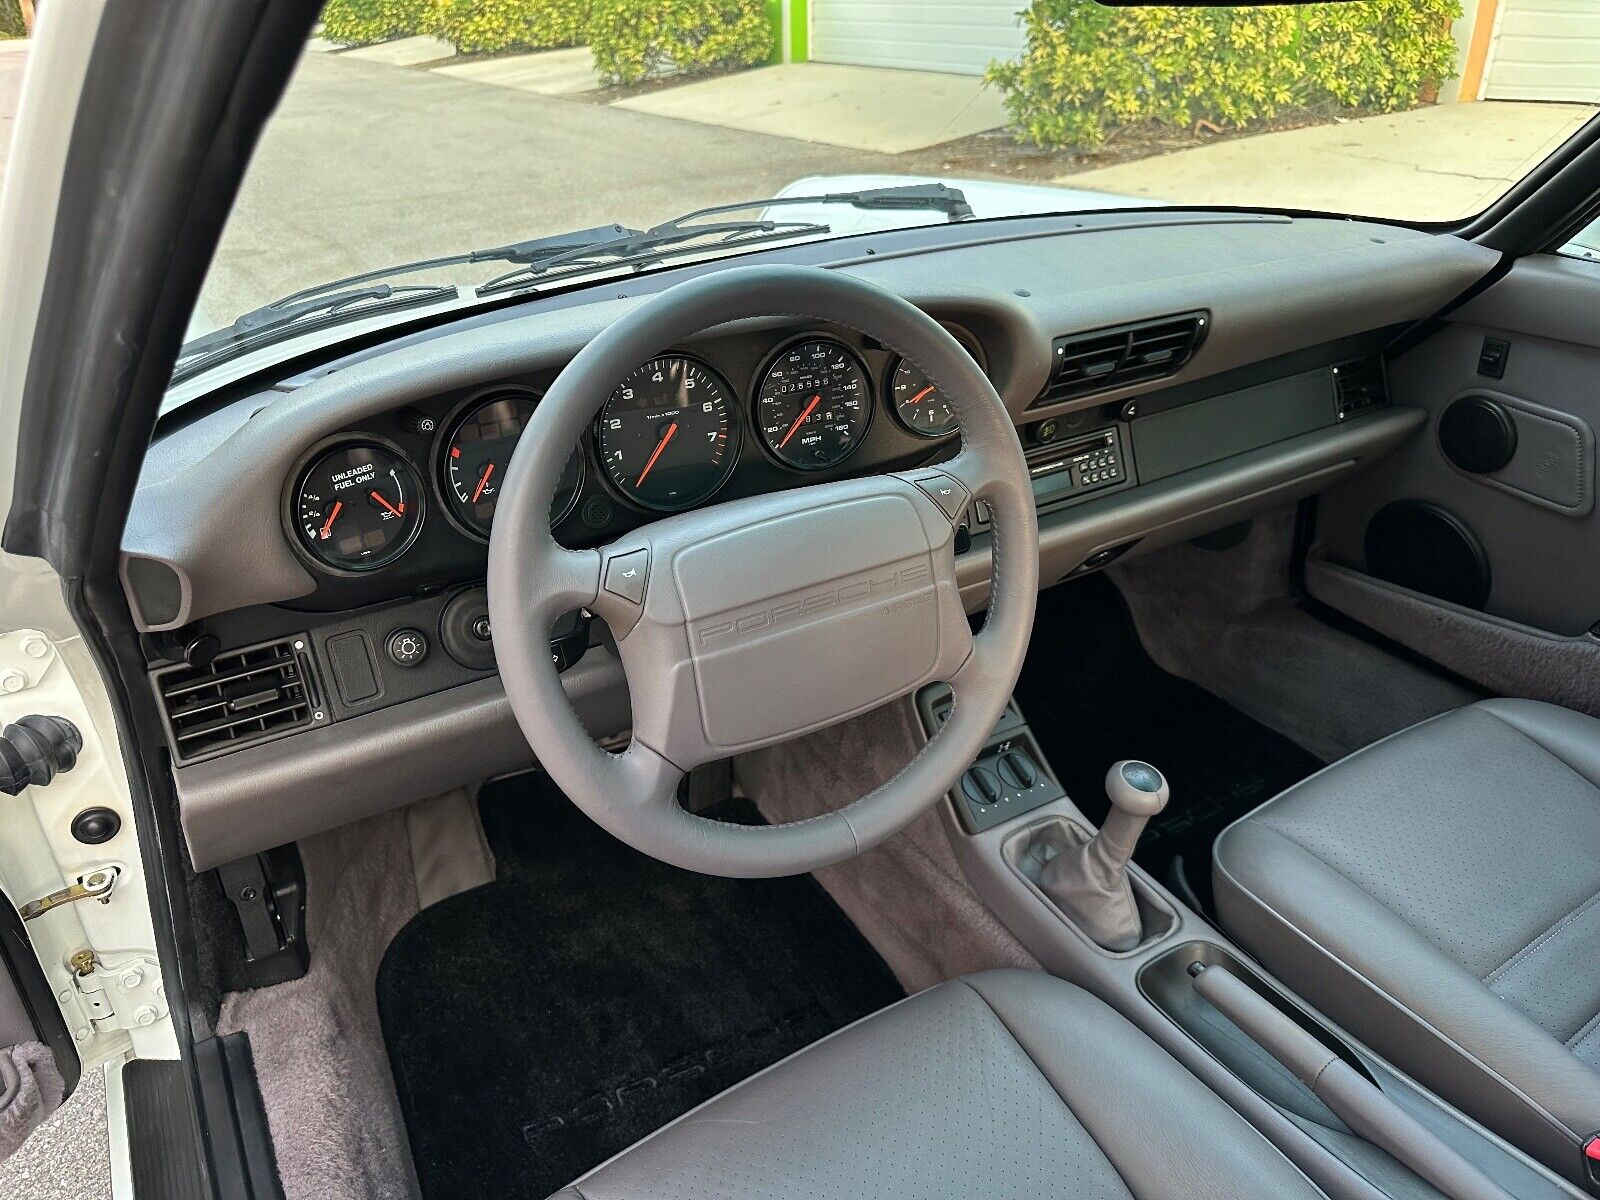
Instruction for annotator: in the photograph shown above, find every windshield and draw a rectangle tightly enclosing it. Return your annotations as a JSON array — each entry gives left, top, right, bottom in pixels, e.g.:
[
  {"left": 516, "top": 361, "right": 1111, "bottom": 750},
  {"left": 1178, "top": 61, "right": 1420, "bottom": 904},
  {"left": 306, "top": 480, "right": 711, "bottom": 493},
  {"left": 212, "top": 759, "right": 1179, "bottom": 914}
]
[{"left": 188, "top": 0, "right": 1600, "bottom": 370}]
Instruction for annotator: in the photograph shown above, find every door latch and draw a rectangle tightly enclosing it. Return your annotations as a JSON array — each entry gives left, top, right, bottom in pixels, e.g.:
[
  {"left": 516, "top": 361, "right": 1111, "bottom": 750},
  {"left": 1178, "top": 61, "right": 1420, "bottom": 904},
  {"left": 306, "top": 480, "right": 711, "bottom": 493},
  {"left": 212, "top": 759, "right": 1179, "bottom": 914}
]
[{"left": 18, "top": 867, "right": 117, "bottom": 921}]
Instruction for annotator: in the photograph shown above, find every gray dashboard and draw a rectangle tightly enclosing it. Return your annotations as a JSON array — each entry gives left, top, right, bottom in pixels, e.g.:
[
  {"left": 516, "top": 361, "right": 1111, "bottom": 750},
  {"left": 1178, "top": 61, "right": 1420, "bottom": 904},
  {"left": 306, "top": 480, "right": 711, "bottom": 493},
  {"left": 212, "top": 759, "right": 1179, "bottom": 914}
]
[{"left": 125, "top": 211, "right": 1498, "bottom": 870}]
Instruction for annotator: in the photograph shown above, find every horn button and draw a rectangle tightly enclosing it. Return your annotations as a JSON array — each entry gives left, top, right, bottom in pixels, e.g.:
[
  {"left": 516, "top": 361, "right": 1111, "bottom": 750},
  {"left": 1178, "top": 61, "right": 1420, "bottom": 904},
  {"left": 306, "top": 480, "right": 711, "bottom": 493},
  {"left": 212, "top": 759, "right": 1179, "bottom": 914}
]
[{"left": 623, "top": 485, "right": 969, "bottom": 762}]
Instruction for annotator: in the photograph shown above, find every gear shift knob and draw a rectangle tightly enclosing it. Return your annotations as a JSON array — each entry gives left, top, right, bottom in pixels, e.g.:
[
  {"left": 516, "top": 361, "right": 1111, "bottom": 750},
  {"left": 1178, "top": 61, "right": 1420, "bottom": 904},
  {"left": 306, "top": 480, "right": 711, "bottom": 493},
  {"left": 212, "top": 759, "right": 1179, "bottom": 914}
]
[
  {"left": 1100, "top": 760, "right": 1169, "bottom": 857},
  {"left": 1036, "top": 759, "right": 1169, "bottom": 952}
]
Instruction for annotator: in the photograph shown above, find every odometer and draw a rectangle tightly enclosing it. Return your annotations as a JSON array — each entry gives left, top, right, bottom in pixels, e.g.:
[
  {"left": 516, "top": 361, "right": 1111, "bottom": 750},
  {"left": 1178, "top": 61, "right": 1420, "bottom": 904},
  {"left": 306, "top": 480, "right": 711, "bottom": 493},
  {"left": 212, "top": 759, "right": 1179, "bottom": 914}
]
[
  {"left": 442, "top": 391, "right": 583, "bottom": 537},
  {"left": 598, "top": 356, "right": 737, "bottom": 512},
  {"left": 755, "top": 338, "right": 871, "bottom": 470},
  {"left": 293, "top": 442, "right": 423, "bottom": 571}
]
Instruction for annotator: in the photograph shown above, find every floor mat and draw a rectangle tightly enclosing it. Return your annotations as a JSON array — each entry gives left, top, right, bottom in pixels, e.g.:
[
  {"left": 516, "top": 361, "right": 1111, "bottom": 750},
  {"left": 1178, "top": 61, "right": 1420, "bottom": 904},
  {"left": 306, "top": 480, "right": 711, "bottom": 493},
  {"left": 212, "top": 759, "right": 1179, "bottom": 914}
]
[
  {"left": 377, "top": 776, "right": 904, "bottom": 1200},
  {"left": 1013, "top": 574, "right": 1324, "bottom": 914}
]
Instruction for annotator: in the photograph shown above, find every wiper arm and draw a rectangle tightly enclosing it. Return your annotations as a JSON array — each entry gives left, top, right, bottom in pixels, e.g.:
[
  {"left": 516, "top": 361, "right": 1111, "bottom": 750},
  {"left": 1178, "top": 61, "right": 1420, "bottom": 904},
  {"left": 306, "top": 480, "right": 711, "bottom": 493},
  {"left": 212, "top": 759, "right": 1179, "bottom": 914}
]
[
  {"left": 177, "top": 283, "right": 460, "bottom": 362},
  {"left": 476, "top": 183, "right": 975, "bottom": 299}
]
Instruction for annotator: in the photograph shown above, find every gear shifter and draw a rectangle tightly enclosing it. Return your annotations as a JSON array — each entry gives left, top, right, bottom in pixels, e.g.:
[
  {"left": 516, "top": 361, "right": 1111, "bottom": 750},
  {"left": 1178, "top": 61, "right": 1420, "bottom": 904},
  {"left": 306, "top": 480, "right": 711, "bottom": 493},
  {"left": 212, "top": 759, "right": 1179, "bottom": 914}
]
[{"left": 1038, "top": 760, "right": 1169, "bottom": 951}]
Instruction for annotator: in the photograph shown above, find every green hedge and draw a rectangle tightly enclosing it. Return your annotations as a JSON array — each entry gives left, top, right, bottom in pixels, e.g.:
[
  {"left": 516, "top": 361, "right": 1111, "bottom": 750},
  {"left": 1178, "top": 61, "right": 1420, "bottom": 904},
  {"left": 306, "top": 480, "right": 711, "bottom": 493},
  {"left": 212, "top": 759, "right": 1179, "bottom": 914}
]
[
  {"left": 320, "top": 0, "right": 439, "bottom": 45},
  {"left": 433, "top": 0, "right": 591, "bottom": 53},
  {"left": 987, "top": 0, "right": 1461, "bottom": 151},
  {"left": 588, "top": 0, "right": 773, "bottom": 84},
  {"left": 320, "top": 0, "right": 774, "bottom": 80},
  {"left": 0, "top": 0, "right": 25, "bottom": 39}
]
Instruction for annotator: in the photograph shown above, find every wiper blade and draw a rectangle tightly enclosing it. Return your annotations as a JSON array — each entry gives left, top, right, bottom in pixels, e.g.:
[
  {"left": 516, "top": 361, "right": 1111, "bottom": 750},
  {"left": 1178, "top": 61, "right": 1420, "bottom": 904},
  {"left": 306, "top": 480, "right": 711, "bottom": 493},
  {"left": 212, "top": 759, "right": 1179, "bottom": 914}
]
[
  {"left": 477, "top": 219, "right": 831, "bottom": 297},
  {"left": 171, "top": 283, "right": 459, "bottom": 382},
  {"left": 177, "top": 283, "right": 460, "bottom": 361},
  {"left": 476, "top": 183, "right": 976, "bottom": 298}
]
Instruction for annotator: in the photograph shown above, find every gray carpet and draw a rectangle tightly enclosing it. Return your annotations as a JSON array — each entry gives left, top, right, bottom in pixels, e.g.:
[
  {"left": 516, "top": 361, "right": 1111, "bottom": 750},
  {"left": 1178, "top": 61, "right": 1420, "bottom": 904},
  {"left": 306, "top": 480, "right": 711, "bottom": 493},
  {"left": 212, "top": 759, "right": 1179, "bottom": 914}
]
[
  {"left": 0, "top": 1055, "right": 107, "bottom": 1200},
  {"left": 218, "top": 791, "right": 494, "bottom": 1200},
  {"left": 1109, "top": 508, "right": 1478, "bottom": 764},
  {"left": 736, "top": 697, "right": 1039, "bottom": 993}
]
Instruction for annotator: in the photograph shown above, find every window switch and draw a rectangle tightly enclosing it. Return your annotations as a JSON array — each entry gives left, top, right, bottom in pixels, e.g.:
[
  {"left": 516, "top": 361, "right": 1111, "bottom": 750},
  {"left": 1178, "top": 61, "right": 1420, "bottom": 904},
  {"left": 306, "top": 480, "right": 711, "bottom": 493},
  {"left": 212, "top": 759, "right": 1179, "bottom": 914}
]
[{"left": 1477, "top": 337, "right": 1510, "bottom": 380}]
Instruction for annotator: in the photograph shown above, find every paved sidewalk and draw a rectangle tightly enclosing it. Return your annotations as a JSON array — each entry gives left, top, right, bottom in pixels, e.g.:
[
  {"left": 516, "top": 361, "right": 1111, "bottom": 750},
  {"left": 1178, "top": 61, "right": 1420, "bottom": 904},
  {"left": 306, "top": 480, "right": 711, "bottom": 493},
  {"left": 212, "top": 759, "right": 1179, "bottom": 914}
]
[
  {"left": 612, "top": 62, "right": 1009, "bottom": 153},
  {"left": 434, "top": 46, "right": 601, "bottom": 97},
  {"left": 1069, "top": 100, "right": 1598, "bottom": 222}
]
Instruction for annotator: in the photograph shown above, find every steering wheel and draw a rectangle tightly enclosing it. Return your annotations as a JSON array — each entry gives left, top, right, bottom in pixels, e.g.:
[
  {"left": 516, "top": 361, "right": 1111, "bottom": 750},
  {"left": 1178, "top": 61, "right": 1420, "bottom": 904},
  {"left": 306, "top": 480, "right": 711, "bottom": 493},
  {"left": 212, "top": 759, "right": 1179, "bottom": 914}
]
[{"left": 487, "top": 265, "right": 1038, "bottom": 878}]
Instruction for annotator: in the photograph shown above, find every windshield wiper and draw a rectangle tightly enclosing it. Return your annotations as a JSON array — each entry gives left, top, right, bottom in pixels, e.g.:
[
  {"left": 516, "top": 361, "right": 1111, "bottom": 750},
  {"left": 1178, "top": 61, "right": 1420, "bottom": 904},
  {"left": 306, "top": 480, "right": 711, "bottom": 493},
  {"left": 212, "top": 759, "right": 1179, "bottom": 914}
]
[
  {"left": 174, "top": 223, "right": 640, "bottom": 374},
  {"left": 173, "top": 186, "right": 972, "bottom": 381},
  {"left": 172, "top": 283, "right": 461, "bottom": 382},
  {"left": 476, "top": 183, "right": 975, "bottom": 298}
]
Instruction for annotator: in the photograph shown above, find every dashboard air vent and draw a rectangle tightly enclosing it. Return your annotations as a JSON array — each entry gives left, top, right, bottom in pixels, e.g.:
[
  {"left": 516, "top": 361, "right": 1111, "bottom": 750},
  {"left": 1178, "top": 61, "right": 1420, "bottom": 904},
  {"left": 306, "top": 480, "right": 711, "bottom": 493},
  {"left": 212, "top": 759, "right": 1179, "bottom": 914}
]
[
  {"left": 1032, "top": 311, "right": 1209, "bottom": 408},
  {"left": 155, "top": 637, "right": 321, "bottom": 764},
  {"left": 1332, "top": 356, "right": 1389, "bottom": 420}
]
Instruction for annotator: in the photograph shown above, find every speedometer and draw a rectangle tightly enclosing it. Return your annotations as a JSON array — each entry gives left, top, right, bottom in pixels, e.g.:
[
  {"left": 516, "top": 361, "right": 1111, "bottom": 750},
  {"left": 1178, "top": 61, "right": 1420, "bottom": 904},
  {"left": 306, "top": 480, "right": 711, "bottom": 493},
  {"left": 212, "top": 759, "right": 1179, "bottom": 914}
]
[
  {"left": 755, "top": 338, "right": 871, "bottom": 470},
  {"left": 598, "top": 356, "right": 738, "bottom": 512}
]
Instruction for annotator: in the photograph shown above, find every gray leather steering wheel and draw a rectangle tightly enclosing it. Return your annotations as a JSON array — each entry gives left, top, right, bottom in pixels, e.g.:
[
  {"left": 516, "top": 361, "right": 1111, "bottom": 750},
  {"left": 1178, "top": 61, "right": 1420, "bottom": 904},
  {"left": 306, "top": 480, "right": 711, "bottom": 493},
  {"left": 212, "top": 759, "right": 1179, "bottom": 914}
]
[{"left": 488, "top": 265, "right": 1038, "bottom": 877}]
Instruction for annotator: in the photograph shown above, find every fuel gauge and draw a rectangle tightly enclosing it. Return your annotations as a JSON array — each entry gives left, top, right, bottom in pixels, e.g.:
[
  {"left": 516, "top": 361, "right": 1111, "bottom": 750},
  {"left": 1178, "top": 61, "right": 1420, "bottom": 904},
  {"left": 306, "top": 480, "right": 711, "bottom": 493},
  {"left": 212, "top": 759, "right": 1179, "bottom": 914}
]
[{"left": 293, "top": 442, "right": 423, "bottom": 571}]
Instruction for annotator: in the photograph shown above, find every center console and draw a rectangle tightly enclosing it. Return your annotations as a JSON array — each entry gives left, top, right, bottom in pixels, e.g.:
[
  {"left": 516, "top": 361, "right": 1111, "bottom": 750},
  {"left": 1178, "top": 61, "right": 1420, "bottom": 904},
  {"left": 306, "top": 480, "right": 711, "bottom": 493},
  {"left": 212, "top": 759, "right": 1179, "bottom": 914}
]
[{"left": 922, "top": 690, "right": 1584, "bottom": 1200}]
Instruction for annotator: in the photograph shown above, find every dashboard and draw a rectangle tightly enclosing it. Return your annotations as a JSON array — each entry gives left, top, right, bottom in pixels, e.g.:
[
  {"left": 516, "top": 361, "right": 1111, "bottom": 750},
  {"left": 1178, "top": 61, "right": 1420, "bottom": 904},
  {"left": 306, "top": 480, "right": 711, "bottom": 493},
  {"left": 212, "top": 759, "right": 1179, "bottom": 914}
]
[{"left": 122, "top": 209, "right": 1501, "bottom": 872}]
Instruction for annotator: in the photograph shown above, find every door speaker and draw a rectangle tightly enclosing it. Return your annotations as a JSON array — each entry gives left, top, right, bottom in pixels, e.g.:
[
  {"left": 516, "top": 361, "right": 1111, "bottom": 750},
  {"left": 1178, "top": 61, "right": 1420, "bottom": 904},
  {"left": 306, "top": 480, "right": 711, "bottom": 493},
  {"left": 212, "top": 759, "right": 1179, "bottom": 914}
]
[
  {"left": 1363, "top": 500, "right": 1490, "bottom": 610},
  {"left": 1438, "top": 396, "right": 1517, "bottom": 474}
]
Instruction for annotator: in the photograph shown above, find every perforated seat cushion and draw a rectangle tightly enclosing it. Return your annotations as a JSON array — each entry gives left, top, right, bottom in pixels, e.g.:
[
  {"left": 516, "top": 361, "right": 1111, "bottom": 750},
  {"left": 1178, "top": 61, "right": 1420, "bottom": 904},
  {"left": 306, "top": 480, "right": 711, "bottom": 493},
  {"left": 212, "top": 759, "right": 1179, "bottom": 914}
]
[
  {"left": 547, "top": 969, "right": 1324, "bottom": 1200},
  {"left": 1215, "top": 698, "right": 1600, "bottom": 1187}
]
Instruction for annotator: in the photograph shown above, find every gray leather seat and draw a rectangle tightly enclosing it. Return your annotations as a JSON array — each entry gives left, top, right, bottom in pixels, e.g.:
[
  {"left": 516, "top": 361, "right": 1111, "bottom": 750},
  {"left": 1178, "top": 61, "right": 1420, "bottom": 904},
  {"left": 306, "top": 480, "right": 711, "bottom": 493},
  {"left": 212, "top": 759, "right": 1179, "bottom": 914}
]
[
  {"left": 1216, "top": 698, "right": 1600, "bottom": 1186},
  {"left": 550, "top": 968, "right": 1323, "bottom": 1199}
]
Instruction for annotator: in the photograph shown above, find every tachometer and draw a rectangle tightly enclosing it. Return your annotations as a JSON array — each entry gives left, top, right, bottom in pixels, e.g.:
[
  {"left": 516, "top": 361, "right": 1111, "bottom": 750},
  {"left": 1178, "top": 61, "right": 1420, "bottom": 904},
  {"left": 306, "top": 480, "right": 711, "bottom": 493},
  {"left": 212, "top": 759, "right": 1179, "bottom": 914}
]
[
  {"left": 293, "top": 442, "right": 423, "bottom": 571},
  {"left": 442, "top": 391, "right": 583, "bottom": 537},
  {"left": 755, "top": 338, "right": 871, "bottom": 470},
  {"left": 598, "top": 356, "right": 738, "bottom": 512},
  {"left": 889, "top": 358, "right": 960, "bottom": 439}
]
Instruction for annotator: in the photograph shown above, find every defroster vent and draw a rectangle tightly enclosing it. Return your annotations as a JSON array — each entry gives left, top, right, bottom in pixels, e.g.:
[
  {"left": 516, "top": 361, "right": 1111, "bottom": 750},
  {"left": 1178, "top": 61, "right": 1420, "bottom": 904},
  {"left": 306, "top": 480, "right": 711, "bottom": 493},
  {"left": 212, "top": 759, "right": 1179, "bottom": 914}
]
[
  {"left": 1032, "top": 311, "right": 1209, "bottom": 408},
  {"left": 155, "top": 636, "right": 323, "bottom": 764}
]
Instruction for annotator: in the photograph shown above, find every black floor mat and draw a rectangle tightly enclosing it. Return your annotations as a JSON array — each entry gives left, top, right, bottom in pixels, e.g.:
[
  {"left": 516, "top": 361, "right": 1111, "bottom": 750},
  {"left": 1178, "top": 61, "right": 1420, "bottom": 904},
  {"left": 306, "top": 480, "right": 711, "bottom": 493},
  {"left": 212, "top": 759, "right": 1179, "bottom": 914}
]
[
  {"left": 377, "top": 777, "right": 903, "bottom": 1200},
  {"left": 1013, "top": 574, "right": 1323, "bottom": 914}
]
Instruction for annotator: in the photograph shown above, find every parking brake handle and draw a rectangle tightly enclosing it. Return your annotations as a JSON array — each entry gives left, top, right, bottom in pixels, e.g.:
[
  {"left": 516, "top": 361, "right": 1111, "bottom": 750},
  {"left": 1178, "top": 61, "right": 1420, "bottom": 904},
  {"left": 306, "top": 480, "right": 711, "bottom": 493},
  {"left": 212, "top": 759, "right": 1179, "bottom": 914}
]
[{"left": 1189, "top": 962, "right": 1512, "bottom": 1200}]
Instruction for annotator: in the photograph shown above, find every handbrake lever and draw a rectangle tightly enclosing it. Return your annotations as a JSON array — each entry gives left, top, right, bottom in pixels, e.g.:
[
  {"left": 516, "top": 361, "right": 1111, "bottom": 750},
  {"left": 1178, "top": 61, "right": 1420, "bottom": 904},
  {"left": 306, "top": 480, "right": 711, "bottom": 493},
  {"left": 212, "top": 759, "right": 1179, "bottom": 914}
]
[{"left": 1189, "top": 962, "right": 1513, "bottom": 1200}]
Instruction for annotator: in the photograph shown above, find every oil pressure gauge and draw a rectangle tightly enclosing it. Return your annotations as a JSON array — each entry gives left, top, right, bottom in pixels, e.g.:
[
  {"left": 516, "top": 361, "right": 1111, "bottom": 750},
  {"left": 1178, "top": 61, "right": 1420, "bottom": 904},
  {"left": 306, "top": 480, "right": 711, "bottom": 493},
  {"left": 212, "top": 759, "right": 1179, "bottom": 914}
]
[{"left": 293, "top": 442, "right": 423, "bottom": 571}]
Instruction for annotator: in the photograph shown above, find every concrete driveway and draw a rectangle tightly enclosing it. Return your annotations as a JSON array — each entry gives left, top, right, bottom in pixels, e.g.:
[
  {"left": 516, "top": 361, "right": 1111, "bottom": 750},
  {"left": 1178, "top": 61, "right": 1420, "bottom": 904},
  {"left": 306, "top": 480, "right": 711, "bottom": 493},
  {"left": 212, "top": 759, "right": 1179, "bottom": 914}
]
[{"left": 202, "top": 49, "right": 898, "bottom": 328}]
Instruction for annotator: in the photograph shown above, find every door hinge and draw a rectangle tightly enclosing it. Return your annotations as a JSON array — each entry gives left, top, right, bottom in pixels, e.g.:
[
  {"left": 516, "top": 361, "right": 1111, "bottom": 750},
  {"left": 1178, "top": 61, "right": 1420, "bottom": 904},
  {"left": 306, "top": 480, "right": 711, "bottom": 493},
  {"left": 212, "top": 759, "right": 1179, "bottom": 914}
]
[
  {"left": 66, "top": 950, "right": 167, "bottom": 1034},
  {"left": 18, "top": 865, "right": 118, "bottom": 920}
]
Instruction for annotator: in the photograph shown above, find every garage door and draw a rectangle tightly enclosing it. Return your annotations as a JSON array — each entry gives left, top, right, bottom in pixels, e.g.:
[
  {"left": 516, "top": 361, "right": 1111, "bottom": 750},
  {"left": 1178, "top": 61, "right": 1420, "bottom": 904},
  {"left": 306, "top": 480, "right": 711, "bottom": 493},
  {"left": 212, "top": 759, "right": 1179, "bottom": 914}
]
[
  {"left": 1482, "top": 0, "right": 1600, "bottom": 102},
  {"left": 810, "top": 0, "right": 1027, "bottom": 76}
]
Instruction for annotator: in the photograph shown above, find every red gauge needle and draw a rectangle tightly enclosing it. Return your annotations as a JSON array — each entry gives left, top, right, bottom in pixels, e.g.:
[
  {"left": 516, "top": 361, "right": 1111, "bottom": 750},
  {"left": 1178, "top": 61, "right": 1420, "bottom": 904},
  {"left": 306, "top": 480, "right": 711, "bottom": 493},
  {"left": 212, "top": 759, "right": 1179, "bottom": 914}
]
[
  {"left": 778, "top": 395, "right": 821, "bottom": 449},
  {"left": 907, "top": 385, "right": 935, "bottom": 405},
  {"left": 370, "top": 490, "right": 405, "bottom": 518},
  {"left": 319, "top": 501, "right": 343, "bottom": 540},
  {"left": 471, "top": 462, "right": 495, "bottom": 503},
  {"left": 635, "top": 422, "right": 678, "bottom": 487}
]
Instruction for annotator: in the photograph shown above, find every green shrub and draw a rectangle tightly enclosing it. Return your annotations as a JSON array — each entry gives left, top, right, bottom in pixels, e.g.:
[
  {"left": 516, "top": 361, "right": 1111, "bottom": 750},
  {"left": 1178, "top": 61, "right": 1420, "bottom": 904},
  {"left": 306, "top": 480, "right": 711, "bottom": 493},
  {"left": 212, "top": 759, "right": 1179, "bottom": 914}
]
[
  {"left": 589, "top": 0, "right": 773, "bottom": 85},
  {"left": 0, "top": 0, "right": 25, "bottom": 39},
  {"left": 319, "top": 0, "right": 441, "bottom": 46},
  {"left": 433, "top": 0, "right": 593, "bottom": 53},
  {"left": 987, "top": 0, "right": 1461, "bottom": 151}
]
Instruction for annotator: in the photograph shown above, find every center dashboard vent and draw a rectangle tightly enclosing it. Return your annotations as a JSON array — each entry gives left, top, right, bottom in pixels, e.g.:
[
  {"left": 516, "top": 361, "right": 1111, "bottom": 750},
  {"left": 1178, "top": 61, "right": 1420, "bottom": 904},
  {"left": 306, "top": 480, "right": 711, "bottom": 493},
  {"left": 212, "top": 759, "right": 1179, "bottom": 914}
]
[
  {"left": 154, "top": 636, "right": 324, "bottom": 764},
  {"left": 1031, "top": 311, "right": 1209, "bottom": 409}
]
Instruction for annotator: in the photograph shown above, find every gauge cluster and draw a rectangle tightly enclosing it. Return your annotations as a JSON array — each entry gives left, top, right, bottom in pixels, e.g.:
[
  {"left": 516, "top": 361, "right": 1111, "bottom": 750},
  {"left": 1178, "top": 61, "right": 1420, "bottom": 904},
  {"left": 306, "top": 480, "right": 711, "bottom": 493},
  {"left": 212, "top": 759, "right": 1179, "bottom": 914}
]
[{"left": 279, "top": 322, "right": 984, "bottom": 605}]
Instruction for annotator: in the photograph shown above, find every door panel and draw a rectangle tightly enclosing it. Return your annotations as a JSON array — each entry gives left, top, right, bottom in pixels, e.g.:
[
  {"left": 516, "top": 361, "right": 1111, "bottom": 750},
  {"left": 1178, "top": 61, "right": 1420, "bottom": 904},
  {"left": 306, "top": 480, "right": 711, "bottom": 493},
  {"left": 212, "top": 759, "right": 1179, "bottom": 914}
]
[{"left": 1312, "top": 253, "right": 1600, "bottom": 707}]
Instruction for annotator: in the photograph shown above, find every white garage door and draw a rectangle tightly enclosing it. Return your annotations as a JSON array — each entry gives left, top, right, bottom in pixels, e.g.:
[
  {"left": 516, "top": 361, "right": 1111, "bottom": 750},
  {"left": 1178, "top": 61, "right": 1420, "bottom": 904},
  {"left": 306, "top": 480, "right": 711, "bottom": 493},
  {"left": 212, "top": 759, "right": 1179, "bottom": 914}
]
[
  {"left": 1482, "top": 0, "right": 1600, "bottom": 102},
  {"left": 810, "top": 0, "right": 1027, "bottom": 76}
]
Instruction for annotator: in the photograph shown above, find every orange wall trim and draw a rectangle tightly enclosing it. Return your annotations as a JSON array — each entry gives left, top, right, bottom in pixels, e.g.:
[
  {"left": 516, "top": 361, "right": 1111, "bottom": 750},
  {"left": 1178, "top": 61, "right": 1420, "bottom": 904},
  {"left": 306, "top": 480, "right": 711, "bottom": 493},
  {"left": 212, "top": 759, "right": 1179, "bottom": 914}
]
[{"left": 1458, "top": 0, "right": 1502, "bottom": 102}]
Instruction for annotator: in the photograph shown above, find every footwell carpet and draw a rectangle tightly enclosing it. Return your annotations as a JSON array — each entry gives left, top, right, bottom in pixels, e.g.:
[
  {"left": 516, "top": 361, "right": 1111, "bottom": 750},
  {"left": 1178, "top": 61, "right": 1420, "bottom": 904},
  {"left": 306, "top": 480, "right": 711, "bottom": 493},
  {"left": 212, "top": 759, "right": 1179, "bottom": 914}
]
[
  {"left": 1013, "top": 575, "right": 1323, "bottom": 913},
  {"left": 377, "top": 777, "right": 903, "bottom": 1200}
]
